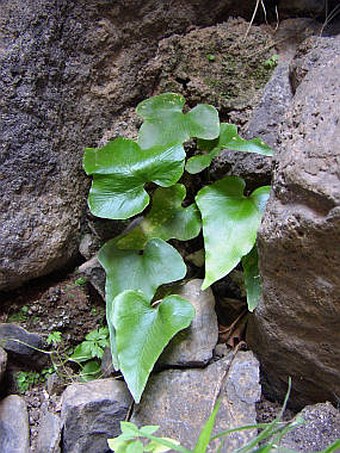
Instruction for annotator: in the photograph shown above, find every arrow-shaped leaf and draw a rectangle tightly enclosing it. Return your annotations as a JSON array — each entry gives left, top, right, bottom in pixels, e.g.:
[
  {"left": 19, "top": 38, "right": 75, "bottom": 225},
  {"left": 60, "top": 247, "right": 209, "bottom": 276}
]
[
  {"left": 98, "top": 238, "right": 187, "bottom": 369},
  {"left": 186, "top": 123, "right": 273, "bottom": 174},
  {"left": 113, "top": 290, "right": 195, "bottom": 403},
  {"left": 242, "top": 246, "right": 261, "bottom": 312},
  {"left": 84, "top": 138, "right": 185, "bottom": 220},
  {"left": 196, "top": 177, "right": 270, "bottom": 289},
  {"left": 137, "top": 93, "right": 220, "bottom": 149},
  {"left": 116, "top": 184, "right": 201, "bottom": 250}
]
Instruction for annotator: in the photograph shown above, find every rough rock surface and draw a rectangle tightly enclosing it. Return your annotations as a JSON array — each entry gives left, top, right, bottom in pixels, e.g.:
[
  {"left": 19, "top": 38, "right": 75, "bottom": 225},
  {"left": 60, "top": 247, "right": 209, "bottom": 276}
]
[
  {"left": 1, "top": 0, "right": 258, "bottom": 292},
  {"left": 132, "top": 351, "right": 261, "bottom": 451},
  {"left": 0, "top": 323, "right": 47, "bottom": 368},
  {"left": 0, "top": 395, "right": 30, "bottom": 453},
  {"left": 35, "top": 412, "right": 61, "bottom": 453},
  {"left": 159, "top": 279, "right": 218, "bottom": 367},
  {"left": 0, "top": 347, "right": 7, "bottom": 384},
  {"left": 280, "top": 402, "right": 340, "bottom": 452},
  {"left": 247, "top": 35, "right": 340, "bottom": 408},
  {"left": 61, "top": 378, "right": 132, "bottom": 453}
]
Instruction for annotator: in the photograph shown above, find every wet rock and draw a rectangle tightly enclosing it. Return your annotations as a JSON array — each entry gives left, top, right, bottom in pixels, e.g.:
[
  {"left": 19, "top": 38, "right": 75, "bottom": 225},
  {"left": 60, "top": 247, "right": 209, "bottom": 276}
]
[
  {"left": 0, "top": 394, "right": 30, "bottom": 453},
  {"left": 78, "top": 257, "right": 105, "bottom": 300},
  {"left": 0, "top": 323, "right": 47, "bottom": 368},
  {"left": 36, "top": 412, "right": 61, "bottom": 453},
  {"left": 61, "top": 378, "right": 132, "bottom": 453},
  {"left": 132, "top": 351, "right": 261, "bottom": 451},
  {"left": 159, "top": 279, "right": 218, "bottom": 367},
  {"left": 0, "top": 347, "right": 7, "bottom": 384},
  {"left": 247, "top": 35, "right": 340, "bottom": 408},
  {"left": 280, "top": 402, "right": 340, "bottom": 452}
]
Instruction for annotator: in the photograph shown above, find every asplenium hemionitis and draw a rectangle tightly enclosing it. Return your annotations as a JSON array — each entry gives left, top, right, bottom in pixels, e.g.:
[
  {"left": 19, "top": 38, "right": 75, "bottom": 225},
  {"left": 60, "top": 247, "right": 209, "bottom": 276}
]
[{"left": 83, "top": 92, "right": 273, "bottom": 402}]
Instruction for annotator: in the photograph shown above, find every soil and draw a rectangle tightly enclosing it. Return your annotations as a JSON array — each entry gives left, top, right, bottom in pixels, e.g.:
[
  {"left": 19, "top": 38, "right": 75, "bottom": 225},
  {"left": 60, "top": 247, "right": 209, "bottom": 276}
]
[{"left": 0, "top": 271, "right": 106, "bottom": 449}]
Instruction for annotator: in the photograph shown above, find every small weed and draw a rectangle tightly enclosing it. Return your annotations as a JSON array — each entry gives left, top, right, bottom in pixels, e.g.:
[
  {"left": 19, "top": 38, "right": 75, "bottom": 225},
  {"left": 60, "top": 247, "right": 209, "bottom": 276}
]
[
  {"left": 206, "top": 53, "right": 216, "bottom": 62},
  {"left": 74, "top": 276, "right": 87, "bottom": 286},
  {"left": 7, "top": 305, "right": 29, "bottom": 323},
  {"left": 263, "top": 54, "right": 279, "bottom": 70},
  {"left": 46, "top": 331, "right": 62, "bottom": 347}
]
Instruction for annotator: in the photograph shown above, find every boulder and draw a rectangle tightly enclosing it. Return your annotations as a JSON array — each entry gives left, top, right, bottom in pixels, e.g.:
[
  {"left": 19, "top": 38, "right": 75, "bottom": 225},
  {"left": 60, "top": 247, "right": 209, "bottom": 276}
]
[
  {"left": 247, "top": 36, "right": 340, "bottom": 408},
  {"left": 0, "top": 395, "right": 30, "bottom": 453},
  {"left": 61, "top": 378, "right": 132, "bottom": 453},
  {"left": 131, "top": 351, "right": 261, "bottom": 451}
]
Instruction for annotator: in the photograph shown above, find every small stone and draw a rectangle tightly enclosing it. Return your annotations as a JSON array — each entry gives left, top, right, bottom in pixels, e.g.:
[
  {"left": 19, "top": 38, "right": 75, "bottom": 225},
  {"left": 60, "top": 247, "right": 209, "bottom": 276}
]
[
  {"left": 0, "top": 323, "right": 47, "bottom": 368},
  {"left": 0, "top": 395, "right": 30, "bottom": 453},
  {"left": 0, "top": 347, "right": 7, "bottom": 384},
  {"left": 159, "top": 279, "right": 218, "bottom": 367},
  {"left": 61, "top": 378, "right": 132, "bottom": 453},
  {"left": 280, "top": 402, "right": 340, "bottom": 452},
  {"left": 35, "top": 412, "right": 61, "bottom": 453},
  {"left": 77, "top": 257, "right": 105, "bottom": 300}
]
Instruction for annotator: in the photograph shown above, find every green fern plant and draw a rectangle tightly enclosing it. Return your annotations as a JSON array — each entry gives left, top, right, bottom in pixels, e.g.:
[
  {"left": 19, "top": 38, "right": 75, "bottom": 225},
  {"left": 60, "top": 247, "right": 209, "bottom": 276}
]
[{"left": 84, "top": 93, "right": 273, "bottom": 402}]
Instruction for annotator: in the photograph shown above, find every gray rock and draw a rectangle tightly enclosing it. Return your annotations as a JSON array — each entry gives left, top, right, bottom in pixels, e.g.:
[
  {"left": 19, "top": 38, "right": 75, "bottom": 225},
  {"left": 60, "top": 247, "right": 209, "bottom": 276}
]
[
  {"left": 0, "top": 347, "right": 7, "bottom": 384},
  {"left": 247, "top": 35, "right": 340, "bottom": 408},
  {"left": 77, "top": 257, "right": 105, "bottom": 300},
  {"left": 0, "top": 395, "right": 30, "bottom": 453},
  {"left": 213, "top": 351, "right": 261, "bottom": 452},
  {"left": 61, "top": 378, "right": 132, "bottom": 453},
  {"left": 36, "top": 412, "right": 61, "bottom": 453},
  {"left": 280, "top": 402, "right": 340, "bottom": 452},
  {"left": 131, "top": 351, "right": 261, "bottom": 451},
  {"left": 0, "top": 323, "right": 47, "bottom": 368},
  {"left": 159, "top": 279, "right": 218, "bottom": 367}
]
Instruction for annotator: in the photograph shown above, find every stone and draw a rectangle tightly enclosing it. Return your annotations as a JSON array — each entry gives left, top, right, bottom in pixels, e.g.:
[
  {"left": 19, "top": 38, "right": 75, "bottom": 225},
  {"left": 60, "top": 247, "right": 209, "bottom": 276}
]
[
  {"left": 131, "top": 351, "right": 261, "bottom": 451},
  {"left": 0, "top": 347, "right": 7, "bottom": 384},
  {"left": 0, "top": 394, "right": 30, "bottom": 453},
  {"left": 0, "top": 0, "right": 257, "bottom": 292},
  {"left": 159, "top": 279, "right": 218, "bottom": 367},
  {"left": 280, "top": 402, "right": 340, "bottom": 452},
  {"left": 213, "top": 351, "right": 261, "bottom": 452},
  {"left": 0, "top": 323, "right": 47, "bottom": 368},
  {"left": 61, "top": 378, "right": 132, "bottom": 453},
  {"left": 35, "top": 412, "right": 61, "bottom": 453},
  {"left": 77, "top": 257, "right": 105, "bottom": 300},
  {"left": 247, "top": 35, "right": 340, "bottom": 408}
]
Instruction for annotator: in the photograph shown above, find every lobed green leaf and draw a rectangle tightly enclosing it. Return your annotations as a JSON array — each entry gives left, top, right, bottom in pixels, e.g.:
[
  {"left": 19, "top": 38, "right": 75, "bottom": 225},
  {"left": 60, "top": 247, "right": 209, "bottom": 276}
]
[
  {"left": 115, "top": 184, "right": 201, "bottom": 250},
  {"left": 113, "top": 290, "right": 195, "bottom": 403},
  {"left": 99, "top": 238, "right": 187, "bottom": 369},
  {"left": 242, "top": 246, "right": 262, "bottom": 312},
  {"left": 186, "top": 123, "right": 273, "bottom": 174},
  {"left": 196, "top": 177, "right": 270, "bottom": 289},
  {"left": 84, "top": 138, "right": 185, "bottom": 220},
  {"left": 137, "top": 93, "right": 220, "bottom": 149}
]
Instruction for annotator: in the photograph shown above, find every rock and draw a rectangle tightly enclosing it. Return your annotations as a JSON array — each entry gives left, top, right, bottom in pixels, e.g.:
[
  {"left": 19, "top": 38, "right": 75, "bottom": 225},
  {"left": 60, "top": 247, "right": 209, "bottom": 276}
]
[
  {"left": 131, "top": 351, "right": 261, "bottom": 451},
  {"left": 0, "top": 323, "right": 47, "bottom": 368},
  {"left": 77, "top": 257, "right": 105, "bottom": 300},
  {"left": 0, "top": 0, "right": 259, "bottom": 292},
  {"left": 143, "top": 18, "right": 276, "bottom": 124},
  {"left": 36, "top": 412, "right": 61, "bottom": 453},
  {"left": 61, "top": 378, "right": 132, "bottom": 453},
  {"left": 0, "top": 394, "right": 30, "bottom": 453},
  {"left": 247, "top": 36, "right": 340, "bottom": 408},
  {"left": 159, "top": 279, "right": 218, "bottom": 367},
  {"left": 280, "top": 402, "right": 340, "bottom": 452},
  {"left": 0, "top": 347, "right": 7, "bottom": 384},
  {"left": 213, "top": 351, "right": 261, "bottom": 452}
]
